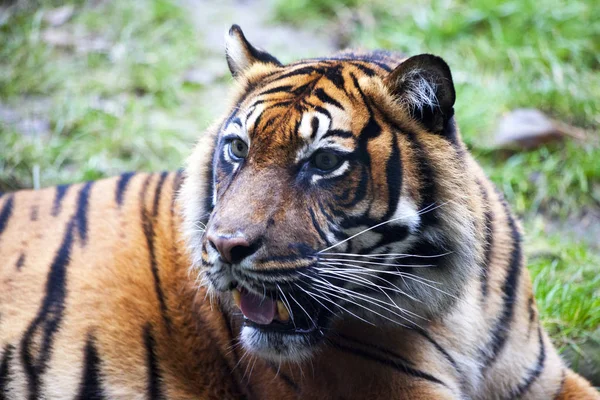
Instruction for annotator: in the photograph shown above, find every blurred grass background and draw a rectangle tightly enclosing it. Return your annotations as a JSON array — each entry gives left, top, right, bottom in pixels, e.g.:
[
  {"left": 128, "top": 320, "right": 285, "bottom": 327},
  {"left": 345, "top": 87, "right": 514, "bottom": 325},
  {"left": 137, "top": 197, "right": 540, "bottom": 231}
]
[{"left": 1, "top": 0, "right": 599, "bottom": 382}]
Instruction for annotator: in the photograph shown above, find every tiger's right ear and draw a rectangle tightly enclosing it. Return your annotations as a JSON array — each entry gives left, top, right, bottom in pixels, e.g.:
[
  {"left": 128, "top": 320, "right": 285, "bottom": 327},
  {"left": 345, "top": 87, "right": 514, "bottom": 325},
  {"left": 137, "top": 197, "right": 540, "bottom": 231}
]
[{"left": 225, "top": 25, "right": 282, "bottom": 78}]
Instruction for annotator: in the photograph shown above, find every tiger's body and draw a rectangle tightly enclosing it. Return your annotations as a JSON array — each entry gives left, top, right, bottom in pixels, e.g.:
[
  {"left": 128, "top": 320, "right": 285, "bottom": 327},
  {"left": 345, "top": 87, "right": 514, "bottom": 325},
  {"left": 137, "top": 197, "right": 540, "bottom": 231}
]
[{"left": 0, "top": 25, "right": 598, "bottom": 399}]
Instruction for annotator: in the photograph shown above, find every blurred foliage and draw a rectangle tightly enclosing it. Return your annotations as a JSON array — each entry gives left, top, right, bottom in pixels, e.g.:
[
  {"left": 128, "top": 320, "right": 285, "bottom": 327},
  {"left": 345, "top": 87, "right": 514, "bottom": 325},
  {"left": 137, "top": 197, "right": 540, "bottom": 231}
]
[
  {"left": 0, "top": 0, "right": 206, "bottom": 190},
  {"left": 273, "top": 0, "right": 360, "bottom": 23}
]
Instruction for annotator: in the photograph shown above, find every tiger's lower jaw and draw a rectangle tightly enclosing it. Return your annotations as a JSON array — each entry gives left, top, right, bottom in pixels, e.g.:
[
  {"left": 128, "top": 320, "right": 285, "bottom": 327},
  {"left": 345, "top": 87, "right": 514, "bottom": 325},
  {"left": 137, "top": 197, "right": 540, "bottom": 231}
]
[
  {"left": 229, "top": 286, "right": 331, "bottom": 361},
  {"left": 239, "top": 322, "right": 324, "bottom": 362}
]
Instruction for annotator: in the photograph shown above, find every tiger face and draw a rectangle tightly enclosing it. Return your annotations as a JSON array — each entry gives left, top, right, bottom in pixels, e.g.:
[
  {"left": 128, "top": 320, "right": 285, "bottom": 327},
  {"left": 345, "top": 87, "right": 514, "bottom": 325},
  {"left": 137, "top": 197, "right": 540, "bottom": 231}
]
[{"left": 180, "top": 25, "right": 481, "bottom": 362}]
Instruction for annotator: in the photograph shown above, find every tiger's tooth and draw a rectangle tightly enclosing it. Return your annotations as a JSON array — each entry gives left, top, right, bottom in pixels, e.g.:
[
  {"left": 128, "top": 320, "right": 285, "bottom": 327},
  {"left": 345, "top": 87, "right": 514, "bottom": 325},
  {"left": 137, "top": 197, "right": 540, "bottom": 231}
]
[
  {"left": 232, "top": 289, "right": 241, "bottom": 309},
  {"left": 277, "top": 300, "right": 290, "bottom": 322}
]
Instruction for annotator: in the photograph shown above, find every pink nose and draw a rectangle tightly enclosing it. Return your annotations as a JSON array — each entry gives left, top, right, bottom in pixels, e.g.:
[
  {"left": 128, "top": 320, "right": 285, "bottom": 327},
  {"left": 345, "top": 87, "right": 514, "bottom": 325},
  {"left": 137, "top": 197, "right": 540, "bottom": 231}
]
[{"left": 207, "top": 235, "right": 252, "bottom": 264}]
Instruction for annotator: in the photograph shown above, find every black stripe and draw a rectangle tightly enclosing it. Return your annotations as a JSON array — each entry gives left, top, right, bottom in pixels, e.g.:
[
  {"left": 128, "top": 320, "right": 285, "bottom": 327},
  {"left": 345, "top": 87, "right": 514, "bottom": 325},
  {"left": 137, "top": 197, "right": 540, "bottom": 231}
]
[
  {"left": 313, "top": 105, "right": 331, "bottom": 120},
  {"left": 368, "top": 60, "right": 394, "bottom": 72},
  {"left": 314, "top": 88, "right": 344, "bottom": 110},
  {"left": 259, "top": 85, "right": 294, "bottom": 96},
  {"left": 309, "top": 207, "right": 329, "bottom": 245},
  {"left": 21, "top": 219, "right": 75, "bottom": 399},
  {"left": 291, "top": 82, "right": 318, "bottom": 97},
  {"left": 252, "top": 110, "right": 264, "bottom": 133},
  {"left": 505, "top": 325, "right": 546, "bottom": 399},
  {"left": 406, "top": 132, "right": 439, "bottom": 227},
  {"left": 143, "top": 324, "right": 166, "bottom": 400},
  {"left": 478, "top": 181, "right": 494, "bottom": 302},
  {"left": 322, "top": 129, "right": 353, "bottom": 140},
  {"left": 330, "top": 341, "right": 446, "bottom": 386},
  {"left": 51, "top": 184, "right": 70, "bottom": 216},
  {"left": 483, "top": 198, "right": 522, "bottom": 369},
  {"left": 171, "top": 169, "right": 184, "bottom": 213},
  {"left": 414, "top": 329, "right": 460, "bottom": 373},
  {"left": 0, "top": 344, "right": 14, "bottom": 400},
  {"left": 140, "top": 176, "right": 172, "bottom": 332},
  {"left": 272, "top": 66, "right": 323, "bottom": 82},
  {"left": 74, "top": 181, "right": 94, "bottom": 245},
  {"left": 15, "top": 253, "right": 25, "bottom": 270},
  {"left": 76, "top": 336, "right": 105, "bottom": 400},
  {"left": 336, "top": 333, "right": 415, "bottom": 366},
  {"left": 350, "top": 61, "right": 377, "bottom": 77},
  {"left": 322, "top": 65, "right": 346, "bottom": 90},
  {"left": 527, "top": 296, "right": 536, "bottom": 338},
  {"left": 382, "top": 131, "right": 402, "bottom": 221},
  {"left": 310, "top": 116, "right": 320, "bottom": 139},
  {"left": 340, "top": 165, "right": 369, "bottom": 208},
  {"left": 152, "top": 172, "right": 168, "bottom": 217},
  {"left": 0, "top": 194, "right": 14, "bottom": 239},
  {"left": 115, "top": 172, "right": 135, "bottom": 207}
]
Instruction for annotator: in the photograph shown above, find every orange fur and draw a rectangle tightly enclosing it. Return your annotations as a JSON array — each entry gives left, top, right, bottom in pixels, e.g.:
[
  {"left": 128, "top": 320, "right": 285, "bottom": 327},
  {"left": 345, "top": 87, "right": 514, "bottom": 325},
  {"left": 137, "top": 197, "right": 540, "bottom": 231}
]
[{"left": 1, "top": 27, "right": 598, "bottom": 399}]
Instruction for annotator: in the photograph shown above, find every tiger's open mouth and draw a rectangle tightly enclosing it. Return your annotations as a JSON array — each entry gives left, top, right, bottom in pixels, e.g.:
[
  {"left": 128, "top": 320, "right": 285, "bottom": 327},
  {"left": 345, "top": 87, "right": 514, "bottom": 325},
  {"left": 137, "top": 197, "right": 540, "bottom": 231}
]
[
  {"left": 231, "top": 286, "right": 326, "bottom": 335},
  {"left": 228, "top": 283, "right": 331, "bottom": 361}
]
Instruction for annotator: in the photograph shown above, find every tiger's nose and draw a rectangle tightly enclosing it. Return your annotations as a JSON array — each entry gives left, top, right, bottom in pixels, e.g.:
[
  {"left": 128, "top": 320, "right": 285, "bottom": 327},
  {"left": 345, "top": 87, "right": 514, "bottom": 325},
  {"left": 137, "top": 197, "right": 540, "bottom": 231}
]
[{"left": 207, "top": 234, "right": 256, "bottom": 264}]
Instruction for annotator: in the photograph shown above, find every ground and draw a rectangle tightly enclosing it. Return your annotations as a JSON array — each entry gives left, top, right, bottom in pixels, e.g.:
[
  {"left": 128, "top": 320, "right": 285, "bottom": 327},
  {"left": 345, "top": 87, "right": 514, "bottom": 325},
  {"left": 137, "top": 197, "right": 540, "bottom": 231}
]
[{"left": 0, "top": 0, "right": 598, "bottom": 385}]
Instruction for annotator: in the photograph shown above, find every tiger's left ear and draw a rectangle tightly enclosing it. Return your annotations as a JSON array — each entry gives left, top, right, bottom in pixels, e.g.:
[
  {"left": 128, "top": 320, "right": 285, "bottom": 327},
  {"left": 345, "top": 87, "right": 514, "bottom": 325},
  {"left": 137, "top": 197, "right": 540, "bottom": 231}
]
[
  {"left": 384, "top": 54, "right": 455, "bottom": 134},
  {"left": 225, "top": 25, "right": 282, "bottom": 78}
]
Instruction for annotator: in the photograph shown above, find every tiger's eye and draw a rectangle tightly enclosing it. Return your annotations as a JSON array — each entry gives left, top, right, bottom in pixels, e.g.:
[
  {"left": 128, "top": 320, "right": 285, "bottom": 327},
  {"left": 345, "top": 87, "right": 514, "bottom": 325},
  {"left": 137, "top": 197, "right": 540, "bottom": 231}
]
[
  {"left": 230, "top": 139, "right": 248, "bottom": 159},
  {"left": 313, "top": 151, "right": 341, "bottom": 171}
]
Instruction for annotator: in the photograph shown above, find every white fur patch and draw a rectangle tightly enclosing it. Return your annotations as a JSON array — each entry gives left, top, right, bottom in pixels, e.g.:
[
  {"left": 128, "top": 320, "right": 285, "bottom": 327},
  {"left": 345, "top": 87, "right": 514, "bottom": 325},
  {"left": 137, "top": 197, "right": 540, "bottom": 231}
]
[
  {"left": 240, "top": 326, "right": 315, "bottom": 362},
  {"left": 389, "top": 197, "right": 420, "bottom": 234},
  {"left": 295, "top": 111, "right": 349, "bottom": 163},
  {"left": 400, "top": 69, "right": 439, "bottom": 112},
  {"left": 298, "top": 111, "right": 330, "bottom": 140},
  {"left": 225, "top": 29, "right": 250, "bottom": 75},
  {"left": 311, "top": 160, "right": 350, "bottom": 184},
  {"left": 244, "top": 104, "right": 265, "bottom": 133}
]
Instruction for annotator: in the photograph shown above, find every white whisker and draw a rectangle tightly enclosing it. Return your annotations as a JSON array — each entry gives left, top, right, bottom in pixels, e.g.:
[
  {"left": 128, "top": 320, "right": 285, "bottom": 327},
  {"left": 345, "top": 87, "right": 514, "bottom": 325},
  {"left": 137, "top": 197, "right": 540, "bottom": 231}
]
[
  {"left": 316, "top": 267, "right": 422, "bottom": 305},
  {"left": 317, "top": 262, "right": 439, "bottom": 284},
  {"left": 276, "top": 284, "right": 296, "bottom": 327},
  {"left": 295, "top": 281, "right": 375, "bottom": 326},
  {"left": 289, "top": 293, "right": 316, "bottom": 328},
  {"left": 310, "top": 276, "right": 419, "bottom": 321},
  {"left": 294, "top": 283, "right": 337, "bottom": 316},
  {"left": 318, "top": 251, "right": 453, "bottom": 259},
  {"left": 310, "top": 281, "right": 413, "bottom": 328},
  {"left": 318, "top": 257, "right": 435, "bottom": 268},
  {"left": 316, "top": 271, "right": 426, "bottom": 322},
  {"left": 318, "top": 261, "right": 457, "bottom": 299}
]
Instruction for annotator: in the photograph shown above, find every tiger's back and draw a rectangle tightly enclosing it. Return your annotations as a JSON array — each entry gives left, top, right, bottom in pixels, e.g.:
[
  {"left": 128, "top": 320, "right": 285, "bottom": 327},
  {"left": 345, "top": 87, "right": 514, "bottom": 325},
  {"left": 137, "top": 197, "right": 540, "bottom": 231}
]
[{"left": 0, "top": 173, "right": 266, "bottom": 399}]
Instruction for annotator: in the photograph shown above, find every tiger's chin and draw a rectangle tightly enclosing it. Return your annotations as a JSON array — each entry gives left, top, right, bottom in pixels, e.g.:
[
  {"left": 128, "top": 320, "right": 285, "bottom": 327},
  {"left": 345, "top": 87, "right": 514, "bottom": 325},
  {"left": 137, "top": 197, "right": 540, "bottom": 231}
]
[
  {"left": 239, "top": 323, "right": 323, "bottom": 362},
  {"left": 223, "top": 285, "right": 331, "bottom": 362}
]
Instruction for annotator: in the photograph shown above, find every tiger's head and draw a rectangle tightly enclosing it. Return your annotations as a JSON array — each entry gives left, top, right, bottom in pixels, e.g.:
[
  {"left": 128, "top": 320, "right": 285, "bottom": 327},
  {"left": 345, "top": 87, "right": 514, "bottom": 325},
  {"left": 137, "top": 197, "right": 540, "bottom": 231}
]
[{"left": 180, "top": 25, "right": 483, "bottom": 362}]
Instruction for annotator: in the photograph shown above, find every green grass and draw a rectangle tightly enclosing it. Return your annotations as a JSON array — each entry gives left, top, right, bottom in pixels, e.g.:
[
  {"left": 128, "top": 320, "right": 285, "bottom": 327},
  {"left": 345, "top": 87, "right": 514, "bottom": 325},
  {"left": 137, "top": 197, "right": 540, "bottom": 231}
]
[
  {"left": 527, "top": 219, "right": 600, "bottom": 349},
  {"left": 0, "top": 0, "right": 208, "bottom": 190}
]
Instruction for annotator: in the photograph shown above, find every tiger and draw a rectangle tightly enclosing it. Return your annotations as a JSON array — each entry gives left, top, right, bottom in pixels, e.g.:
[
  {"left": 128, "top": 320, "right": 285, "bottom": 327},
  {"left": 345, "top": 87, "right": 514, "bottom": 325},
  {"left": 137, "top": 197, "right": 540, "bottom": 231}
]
[{"left": 0, "top": 24, "right": 597, "bottom": 399}]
